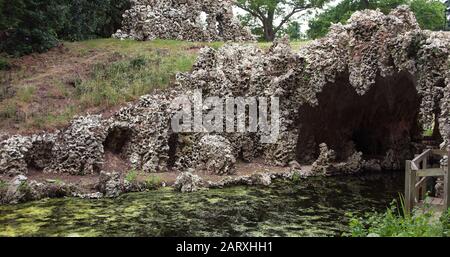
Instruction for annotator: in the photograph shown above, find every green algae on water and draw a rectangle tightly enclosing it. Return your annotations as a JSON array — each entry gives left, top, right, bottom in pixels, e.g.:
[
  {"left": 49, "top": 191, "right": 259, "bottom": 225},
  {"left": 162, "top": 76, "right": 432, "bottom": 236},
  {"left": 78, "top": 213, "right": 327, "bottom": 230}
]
[{"left": 0, "top": 172, "right": 403, "bottom": 237}]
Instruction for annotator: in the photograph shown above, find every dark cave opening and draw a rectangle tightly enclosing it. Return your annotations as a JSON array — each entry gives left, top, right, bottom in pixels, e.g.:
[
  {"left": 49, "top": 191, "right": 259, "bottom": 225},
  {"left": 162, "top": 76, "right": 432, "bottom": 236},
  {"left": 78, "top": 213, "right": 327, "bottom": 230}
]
[
  {"left": 167, "top": 133, "right": 179, "bottom": 168},
  {"left": 25, "top": 141, "right": 54, "bottom": 172},
  {"left": 103, "top": 127, "right": 132, "bottom": 155},
  {"left": 296, "top": 72, "right": 426, "bottom": 165}
]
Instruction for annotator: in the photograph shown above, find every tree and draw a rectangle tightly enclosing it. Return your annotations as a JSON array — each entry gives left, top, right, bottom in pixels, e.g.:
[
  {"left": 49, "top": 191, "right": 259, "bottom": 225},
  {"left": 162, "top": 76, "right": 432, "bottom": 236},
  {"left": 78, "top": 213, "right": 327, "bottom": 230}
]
[
  {"left": 0, "top": 0, "right": 130, "bottom": 56},
  {"left": 284, "top": 21, "right": 302, "bottom": 39},
  {"left": 446, "top": 0, "right": 450, "bottom": 30},
  {"left": 410, "top": 0, "right": 446, "bottom": 31},
  {"left": 235, "top": 0, "right": 330, "bottom": 41},
  {"left": 0, "top": 0, "right": 63, "bottom": 56},
  {"left": 307, "top": 0, "right": 446, "bottom": 39}
]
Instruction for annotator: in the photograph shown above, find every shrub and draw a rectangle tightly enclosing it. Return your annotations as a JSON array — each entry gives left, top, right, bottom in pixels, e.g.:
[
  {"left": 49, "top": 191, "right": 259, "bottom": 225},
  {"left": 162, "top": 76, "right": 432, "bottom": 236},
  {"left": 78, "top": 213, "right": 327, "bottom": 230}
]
[
  {"left": 347, "top": 197, "right": 450, "bottom": 237},
  {"left": 0, "top": 58, "right": 11, "bottom": 70},
  {"left": 0, "top": 0, "right": 66, "bottom": 56},
  {"left": 0, "top": 0, "right": 131, "bottom": 56},
  {"left": 145, "top": 175, "right": 162, "bottom": 190},
  {"left": 125, "top": 170, "right": 138, "bottom": 183}
]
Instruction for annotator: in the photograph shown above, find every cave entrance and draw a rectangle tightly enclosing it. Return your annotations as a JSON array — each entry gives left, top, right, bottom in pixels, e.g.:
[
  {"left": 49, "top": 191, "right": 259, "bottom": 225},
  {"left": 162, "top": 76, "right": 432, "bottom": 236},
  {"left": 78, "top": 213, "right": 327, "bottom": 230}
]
[
  {"left": 102, "top": 126, "right": 133, "bottom": 172},
  {"left": 296, "top": 72, "right": 423, "bottom": 166},
  {"left": 103, "top": 127, "right": 132, "bottom": 154}
]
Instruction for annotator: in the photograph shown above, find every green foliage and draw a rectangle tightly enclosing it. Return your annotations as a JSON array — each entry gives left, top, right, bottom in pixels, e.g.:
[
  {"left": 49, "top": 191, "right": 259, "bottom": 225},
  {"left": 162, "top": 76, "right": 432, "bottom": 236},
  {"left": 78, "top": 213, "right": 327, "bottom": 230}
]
[
  {"left": 0, "top": 0, "right": 130, "bottom": 56},
  {"left": 347, "top": 197, "right": 450, "bottom": 237},
  {"left": 307, "top": 0, "right": 447, "bottom": 39},
  {"left": 423, "top": 127, "right": 434, "bottom": 136},
  {"left": 236, "top": 0, "right": 330, "bottom": 41},
  {"left": 0, "top": 180, "right": 7, "bottom": 190},
  {"left": 57, "top": 0, "right": 131, "bottom": 42},
  {"left": 410, "top": 0, "right": 446, "bottom": 31},
  {"left": 283, "top": 21, "right": 304, "bottom": 40},
  {"left": 291, "top": 171, "right": 302, "bottom": 183},
  {"left": 16, "top": 85, "right": 36, "bottom": 103},
  {"left": 0, "top": 58, "right": 11, "bottom": 70},
  {"left": 145, "top": 175, "right": 162, "bottom": 190},
  {"left": 125, "top": 170, "right": 138, "bottom": 183},
  {"left": 0, "top": 0, "right": 62, "bottom": 56},
  {"left": 0, "top": 101, "right": 19, "bottom": 120},
  {"left": 75, "top": 52, "right": 195, "bottom": 108}
]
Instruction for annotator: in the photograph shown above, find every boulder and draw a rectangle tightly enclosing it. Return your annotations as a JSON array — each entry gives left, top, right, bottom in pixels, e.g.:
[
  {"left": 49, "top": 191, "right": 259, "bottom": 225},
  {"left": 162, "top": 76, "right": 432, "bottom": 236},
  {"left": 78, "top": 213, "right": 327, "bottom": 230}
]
[
  {"left": 97, "top": 171, "right": 123, "bottom": 198},
  {"left": 174, "top": 171, "right": 205, "bottom": 193}
]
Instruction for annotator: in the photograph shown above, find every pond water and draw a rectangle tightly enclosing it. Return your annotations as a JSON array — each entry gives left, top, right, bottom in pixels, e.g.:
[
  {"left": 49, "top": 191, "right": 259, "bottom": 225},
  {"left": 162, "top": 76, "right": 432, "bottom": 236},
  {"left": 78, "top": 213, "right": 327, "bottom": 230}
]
[{"left": 0, "top": 172, "right": 403, "bottom": 237}]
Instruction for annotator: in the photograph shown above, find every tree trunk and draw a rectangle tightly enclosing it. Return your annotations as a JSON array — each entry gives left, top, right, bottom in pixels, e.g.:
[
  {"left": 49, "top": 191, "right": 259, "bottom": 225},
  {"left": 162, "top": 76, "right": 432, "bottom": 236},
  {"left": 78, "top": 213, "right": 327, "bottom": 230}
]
[
  {"left": 263, "top": 21, "right": 275, "bottom": 41},
  {"left": 262, "top": 9, "right": 276, "bottom": 41}
]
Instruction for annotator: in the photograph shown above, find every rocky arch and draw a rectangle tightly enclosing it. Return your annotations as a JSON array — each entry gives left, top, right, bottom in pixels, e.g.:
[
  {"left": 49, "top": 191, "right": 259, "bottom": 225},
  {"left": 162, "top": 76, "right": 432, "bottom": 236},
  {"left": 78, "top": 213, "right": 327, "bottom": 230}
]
[
  {"left": 295, "top": 71, "right": 422, "bottom": 167},
  {"left": 103, "top": 126, "right": 133, "bottom": 155},
  {"left": 24, "top": 139, "right": 55, "bottom": 171}
]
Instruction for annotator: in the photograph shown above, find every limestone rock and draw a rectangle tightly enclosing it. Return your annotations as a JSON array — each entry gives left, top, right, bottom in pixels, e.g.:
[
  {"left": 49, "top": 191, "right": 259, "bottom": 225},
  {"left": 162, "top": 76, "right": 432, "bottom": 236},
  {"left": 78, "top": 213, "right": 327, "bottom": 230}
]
[
  {"left": 0, "top": 6, "right": 449, "bottom": 176},
  {"left": 197, "top": 135, "right": 236, "bottom": 175},
  {"left": 174, "top": 171, "right": 205, "bottom": 192},
  {"left": 311, "top": 143, "right": 336, "bottom": 175},
  {"left": 248, "top": 173, "right": 272, "bottom": 186},
  {"left": 333, "top": 151, "right": 364, "bottom": 174},
  {"left": 46, "top": 115, "right": 107, "bottom": 175},
  {"left": 97, "top": 171, "right": 123, "bottom": 198},
  {"left": 441, "top": 155, "right": 448, "bottom": 167},
  {"left": 3, "top": 175, "right": 29, "bottom": 204},
  {"left": 113, "top": 0, "right": 254, "bottom": 42},
  {"left": 381, "top": 149, "right": 402, "bottom": 171}
]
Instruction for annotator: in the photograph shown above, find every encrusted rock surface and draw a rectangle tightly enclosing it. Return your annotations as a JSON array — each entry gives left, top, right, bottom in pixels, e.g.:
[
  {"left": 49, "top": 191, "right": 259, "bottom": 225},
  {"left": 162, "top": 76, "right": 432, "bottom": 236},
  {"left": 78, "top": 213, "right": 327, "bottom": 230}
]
[
  {"left": 310, "top": 143, "right": 336, "bottom": 175},
  {"left": 113, "top": 0, "right": 253, "bottom": 42},
  {"left": 97, "top": 171, "right": 124, "bottom": 198},
  {"left": 0, "top": 175, "right": 77, "bottom": 204},
  {"left": 174, "top": 171, "right": 205, "bottom": 192},
  {"left": 1, "top": 6, "right": 449, "bottom": 179},
  {"left": 196, "top": 135, "right": 236, "bottom": 175},
  {"left": 47, "top": 115, "right": 107, "bottom": 175}
]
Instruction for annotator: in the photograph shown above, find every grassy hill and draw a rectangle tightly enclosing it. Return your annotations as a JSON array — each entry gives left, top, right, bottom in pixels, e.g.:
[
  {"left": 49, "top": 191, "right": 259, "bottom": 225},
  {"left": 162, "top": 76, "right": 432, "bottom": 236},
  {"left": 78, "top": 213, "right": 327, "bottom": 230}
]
[{"left": 0, "top": 39, "right": 309, "bottom": 134}]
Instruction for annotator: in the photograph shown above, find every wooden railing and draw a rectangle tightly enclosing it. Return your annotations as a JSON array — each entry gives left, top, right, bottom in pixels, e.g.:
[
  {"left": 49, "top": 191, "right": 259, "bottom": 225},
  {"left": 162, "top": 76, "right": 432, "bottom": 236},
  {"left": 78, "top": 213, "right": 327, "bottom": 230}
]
[{"left": 405, "top": 149, "right": 449, "bottom": 213}]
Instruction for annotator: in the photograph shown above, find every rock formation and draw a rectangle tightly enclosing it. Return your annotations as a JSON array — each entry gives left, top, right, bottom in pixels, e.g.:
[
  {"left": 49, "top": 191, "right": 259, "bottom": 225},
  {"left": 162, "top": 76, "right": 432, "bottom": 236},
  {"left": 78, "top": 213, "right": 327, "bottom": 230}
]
[
  {"left": 113, "top": 0, "right": 254, "bottom": 42},
  {"left": 1, "top": 6, "right": 449, "bottom": 177},
  {"left": 174, "top": 171, "right": 205, "bottom": 192}
]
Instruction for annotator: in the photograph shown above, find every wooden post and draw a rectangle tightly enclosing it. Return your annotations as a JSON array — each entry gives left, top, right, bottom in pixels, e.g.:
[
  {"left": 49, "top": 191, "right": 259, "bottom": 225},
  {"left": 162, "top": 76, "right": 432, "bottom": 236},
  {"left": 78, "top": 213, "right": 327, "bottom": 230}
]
[
  {"left": 405, "top": 160, "right": 416, "bottom": 213},
  {"left": 444, "top": 150, "right": 450, "bottom": 210},
  {"left": 421, "top": 157, "right": 428, "bottom": 201}
]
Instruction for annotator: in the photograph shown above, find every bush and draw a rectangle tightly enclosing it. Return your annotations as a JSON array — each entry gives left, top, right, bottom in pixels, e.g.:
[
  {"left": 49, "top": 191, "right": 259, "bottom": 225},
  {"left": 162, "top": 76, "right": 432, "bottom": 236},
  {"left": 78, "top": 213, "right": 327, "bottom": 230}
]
[
  {"left": 0, "top": 0, "right": 131, "bottom": 56},
  {"left": 125, "top": 170, "right": 138, "bottom": 183},
  {"left": 0, "top": 58, "right": 11, "bottom": 70},
  {"left": 347, "top": 198, "right": 450, "bottom": 237},
  {"left": 145, "top": 175, "right": 162, "bottom": 190},
  {"left": 57, "top": 0, "right": 131, "bottom": 42},
  {"left": 0, "top": 0, "right": 62, "bottom": 56}
]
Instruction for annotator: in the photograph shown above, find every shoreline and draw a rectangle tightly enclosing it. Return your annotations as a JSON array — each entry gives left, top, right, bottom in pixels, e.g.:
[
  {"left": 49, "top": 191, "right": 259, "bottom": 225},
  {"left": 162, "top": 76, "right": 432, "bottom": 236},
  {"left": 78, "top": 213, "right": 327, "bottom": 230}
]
[{"left": 0, "top": 160, "right": 402, "bottom": 205}]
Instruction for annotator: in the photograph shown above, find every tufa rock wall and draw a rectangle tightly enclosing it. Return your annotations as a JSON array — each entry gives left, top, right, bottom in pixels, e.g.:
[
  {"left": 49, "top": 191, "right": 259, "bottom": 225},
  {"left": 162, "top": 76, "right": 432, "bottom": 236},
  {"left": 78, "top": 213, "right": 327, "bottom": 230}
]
[
  {"left": 113, "top": 0, "right": 254, "bottom": 42},
  {"left": 1, "top": 6, "right": 449, "bottom": 176}
]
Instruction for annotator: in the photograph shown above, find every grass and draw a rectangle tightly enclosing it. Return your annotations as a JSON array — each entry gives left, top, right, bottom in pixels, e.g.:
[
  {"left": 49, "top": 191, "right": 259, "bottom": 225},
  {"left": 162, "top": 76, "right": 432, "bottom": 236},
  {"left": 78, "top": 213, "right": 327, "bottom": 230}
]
[
  {"left": 16, "top": 85, "right": 36, "bottom": 103},
  {"left": 75, "top": 53, "right": 195, "bottom": 107},
  {"left": 0, "top": 38, "right": 310, "bottom": 132},
  {"left": 0, "top": 180, "right": 7, "bottom": 190},
  {"left": 125, "top": 170, "right": 138, "bottom": 183},
  {"left": 27, "top": 105, "right": 78, "bottom": 130},
  {"left": 0, "top": 100, "right": 19, "bottom": 120},
  {"left": 145, "top": 175, "right": 163, "bottom": 190}
]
